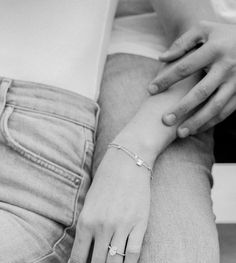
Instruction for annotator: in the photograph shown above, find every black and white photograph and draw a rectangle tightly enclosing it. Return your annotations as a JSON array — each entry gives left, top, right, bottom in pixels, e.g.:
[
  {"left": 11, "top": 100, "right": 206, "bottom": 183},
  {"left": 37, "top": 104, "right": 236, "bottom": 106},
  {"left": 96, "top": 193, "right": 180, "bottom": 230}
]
[{"left": 0, "top": 0, "right": 235, "bottom": 262}]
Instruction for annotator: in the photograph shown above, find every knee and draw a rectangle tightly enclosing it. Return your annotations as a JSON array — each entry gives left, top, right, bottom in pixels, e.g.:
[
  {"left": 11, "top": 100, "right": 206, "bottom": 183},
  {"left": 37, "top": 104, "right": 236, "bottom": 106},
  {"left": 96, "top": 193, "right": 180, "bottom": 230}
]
[
  {"left": 140, "top": 216, "right": 220, "bottom": 263},
  {"left": 187, "top": 221, "right": 220, "bottom": 263}
]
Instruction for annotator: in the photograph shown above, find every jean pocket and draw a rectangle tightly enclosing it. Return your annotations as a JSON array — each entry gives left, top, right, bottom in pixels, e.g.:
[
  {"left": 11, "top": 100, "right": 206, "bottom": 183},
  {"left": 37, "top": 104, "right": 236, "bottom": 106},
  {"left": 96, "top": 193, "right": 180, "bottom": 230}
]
[{"left": 0, "top": 105, "right": 92, "bottom": 226}]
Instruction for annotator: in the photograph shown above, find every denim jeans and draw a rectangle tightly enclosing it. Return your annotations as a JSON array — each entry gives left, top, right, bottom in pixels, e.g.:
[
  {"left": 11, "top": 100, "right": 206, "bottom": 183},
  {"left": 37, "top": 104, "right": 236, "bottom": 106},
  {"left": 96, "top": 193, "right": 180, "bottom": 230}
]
[
  {"left": 93, "top": 54, "right": 220, "bottom": 263},
  {"left": 0, "top": 78, "right": 99, "bottom": 262},
  {"left": 0, "top": 54, "right": 220, "bottom": 263}
]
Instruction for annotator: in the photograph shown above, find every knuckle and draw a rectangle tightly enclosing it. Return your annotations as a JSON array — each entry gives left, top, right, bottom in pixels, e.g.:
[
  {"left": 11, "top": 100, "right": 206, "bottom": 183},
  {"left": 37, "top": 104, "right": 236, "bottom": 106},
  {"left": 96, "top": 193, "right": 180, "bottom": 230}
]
[
  {"left": 213, "top": 113, "right": 224, "bottom": 124},
  {"left": 156, "top": 77, "right": 170, "bottom": 89},
  {"left": 93, "top": 220, "right": 105, "bottom": 232},
  {"left": 177, "top": 103, "right": 190, "bottom": 115},
  {"left": 89, "top": 219, "right": 115, "bottom": 235},
  {"left": 222, "top": 58, "right": 235, "bottom": 69},
  {"left": 176, "top": 63, "right": 192, "bottom": 77},
  {"left": 78, "top": 214, "right": 96, "bottom": 230},
  {"left": 126, "top": 247, "right": 142, "bottom": 256},
  {"left": 218, "top": 111, "right": 228, "bottom": 122},
  {"left": 212, "top": 100, "right": 224, "bottom": 113},
  {"left": 172, "top": 37, "right": 185, "bottom": 50},
  {"left": 195, "top": 86, "right": 209, "bottom": 101},
  {"left": 97, "top": 214, "right": 129, "bottom": 231},
  {"left": 189, "top": 119, "right": 203, "bottom": 130},
  {"left": 215, "top": 115, "right": 223, "bottom": 124},
  {"left": 210, "top": 41, "right": 225, "bottom": 55},
  {"left": 100, "top": 218, "right": 117, "bottom": 230},
  {"left": 117, "top": 216, "right": 131, "bottom": 228},
  {"left": 103, "top": 221, "right": 116, "bottom": 231},
  {"left": 95, "top": 217, "right": 117, "bottom": 231}
]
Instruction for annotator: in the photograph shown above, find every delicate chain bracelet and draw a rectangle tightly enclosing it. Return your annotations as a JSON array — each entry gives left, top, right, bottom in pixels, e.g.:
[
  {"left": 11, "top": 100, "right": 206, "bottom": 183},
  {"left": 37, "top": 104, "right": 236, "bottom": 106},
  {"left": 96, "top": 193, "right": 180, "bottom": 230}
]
[{"left": 108, "top": 143, "right": 153, "bottom": 180}]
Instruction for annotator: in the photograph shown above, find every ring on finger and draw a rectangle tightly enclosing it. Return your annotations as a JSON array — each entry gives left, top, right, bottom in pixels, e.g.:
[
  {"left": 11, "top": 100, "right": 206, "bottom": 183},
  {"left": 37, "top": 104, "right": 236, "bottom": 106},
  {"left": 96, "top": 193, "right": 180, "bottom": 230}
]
[{"left": 108, "top": 245, "right": 126, "bottom": 257}]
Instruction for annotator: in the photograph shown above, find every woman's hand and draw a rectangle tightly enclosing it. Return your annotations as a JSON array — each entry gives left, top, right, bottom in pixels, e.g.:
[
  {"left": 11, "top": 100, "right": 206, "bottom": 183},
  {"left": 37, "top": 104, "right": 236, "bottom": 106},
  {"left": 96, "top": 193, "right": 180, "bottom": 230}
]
[
  {"left": 149, "top": 21, "right": 236, "bottom": 137},
  {"left": 69, "top": 138, "right": 152, "bottom": 263}
]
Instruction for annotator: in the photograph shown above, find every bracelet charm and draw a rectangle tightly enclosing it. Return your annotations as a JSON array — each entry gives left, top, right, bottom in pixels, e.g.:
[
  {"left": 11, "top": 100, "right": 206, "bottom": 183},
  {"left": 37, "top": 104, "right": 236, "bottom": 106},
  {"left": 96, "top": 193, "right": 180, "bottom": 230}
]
[{"left": 108, "top": 143, "right": 153, "bottom": 179}]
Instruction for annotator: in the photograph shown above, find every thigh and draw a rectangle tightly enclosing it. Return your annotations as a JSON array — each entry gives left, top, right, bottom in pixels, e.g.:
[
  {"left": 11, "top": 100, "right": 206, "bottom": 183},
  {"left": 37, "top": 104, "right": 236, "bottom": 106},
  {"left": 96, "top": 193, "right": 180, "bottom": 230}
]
[
  {"left": 0, "top": 80, "right": 95, "bottom": 263},
  {"left": 0, "top": 121, "right": 91, "bottom": 263},
  {"left": 0, "top": 203, "right": 64, "bottom": 263},
  {"left": 140, "top": 133, "right": 219, "bottom": 263},
  {"left": 93, "top": 54, "right": 219, "bottom": 262}
]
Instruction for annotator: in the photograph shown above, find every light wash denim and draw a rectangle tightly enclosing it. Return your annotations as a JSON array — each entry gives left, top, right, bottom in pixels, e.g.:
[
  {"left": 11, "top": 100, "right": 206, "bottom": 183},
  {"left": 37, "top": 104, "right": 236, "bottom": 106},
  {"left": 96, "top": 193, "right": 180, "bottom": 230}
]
[
  {"left": 94, "top": 53, "right": 220, "bottom": 263},
  {"left": 0, "top": 78, "right": 99, "bottom": 263},
  {"left": 0, "top": 53, "right": 220, "bottom": 263}
]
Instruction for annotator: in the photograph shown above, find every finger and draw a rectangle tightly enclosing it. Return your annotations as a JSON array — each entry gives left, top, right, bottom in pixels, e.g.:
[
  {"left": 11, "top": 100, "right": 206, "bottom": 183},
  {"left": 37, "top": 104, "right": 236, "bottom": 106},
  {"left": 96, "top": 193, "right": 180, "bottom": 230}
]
[
  {"left": 159, "top": 27, "right": 204, "bottom": 62},
  {"left": 91, "top": 232, "right": 113, "bottom": 263},
  {"left": 124, "top": 225, "right": 146, "bottom": 263},
  {"left": 199, "top": 94, "right": 236, "bottom": 133},
  {"left": 107, "top": 230, "right": 128, "bottom": 263},
  {"left": 177, "top": 81, "right": 236, "bottom": 137},
  {"left": 162, "top": 63, "right": 227, "bottom": 126},
  {"left": 69, "top": 226, "right": 93, "bottom": 263},
  {"left": 150, "top": 43, "right": 216, "bottom": 94}
]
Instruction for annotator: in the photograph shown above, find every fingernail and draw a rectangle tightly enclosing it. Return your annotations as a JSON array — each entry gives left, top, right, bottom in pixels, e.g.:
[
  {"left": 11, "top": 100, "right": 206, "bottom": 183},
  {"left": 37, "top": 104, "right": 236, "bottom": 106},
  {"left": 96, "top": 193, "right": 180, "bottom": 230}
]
[
  {"left": 148, "top": 84, "right": 159, "bottom": 94},
  {"left": 163, "top": 113, "right": 177, "bottom": 125},
  {"left": 178, "top": 127, "right": 190, "bottom": 138}
]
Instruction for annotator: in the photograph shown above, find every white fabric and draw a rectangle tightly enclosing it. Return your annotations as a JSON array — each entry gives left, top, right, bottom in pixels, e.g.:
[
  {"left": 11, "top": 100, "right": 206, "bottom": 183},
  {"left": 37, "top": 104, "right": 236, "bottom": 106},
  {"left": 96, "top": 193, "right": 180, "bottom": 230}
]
[
  {"left": 109, "top": 13, "right": 166, "bottom": 60},
  {"left": 0, "top": 0, "right": 117, "bottom": 100},
  {"left": 1, "top": 1, "right": 235, "bottom": 100},
  {"left": 211, "top": 0, "right": 236, "bottom": 22},
  {"left": 109, "top": 0, "right": 236, "bottom": 60}
]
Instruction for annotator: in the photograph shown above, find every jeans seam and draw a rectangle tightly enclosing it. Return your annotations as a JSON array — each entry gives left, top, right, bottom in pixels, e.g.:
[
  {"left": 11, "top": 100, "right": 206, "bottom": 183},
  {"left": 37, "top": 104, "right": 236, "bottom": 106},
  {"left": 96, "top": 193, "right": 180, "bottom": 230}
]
[
  {"left": 1, "top": 105, "right": 83, "bottom": 187},
  {"left": 81, "top": 127, "right": 88, "bottom": 170},
  {"left": 6, "top": 103, "right": 95, "bottom": 132},
  {"left": 0, "top": 79, "right": 12, "bottom": 117},
  {"left": 32, "top": 141, "right": 90, "bottom": 263}
]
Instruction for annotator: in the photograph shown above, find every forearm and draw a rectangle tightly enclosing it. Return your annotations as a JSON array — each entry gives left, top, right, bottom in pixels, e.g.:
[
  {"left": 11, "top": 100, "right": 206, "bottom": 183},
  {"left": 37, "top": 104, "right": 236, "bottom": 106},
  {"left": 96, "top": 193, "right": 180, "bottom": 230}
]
[
  {"left": 150, "top": 0, "right": 218, "bottom": 43},
  {"left": 114, "top": 73, "right": 200, "bottom": 166}
]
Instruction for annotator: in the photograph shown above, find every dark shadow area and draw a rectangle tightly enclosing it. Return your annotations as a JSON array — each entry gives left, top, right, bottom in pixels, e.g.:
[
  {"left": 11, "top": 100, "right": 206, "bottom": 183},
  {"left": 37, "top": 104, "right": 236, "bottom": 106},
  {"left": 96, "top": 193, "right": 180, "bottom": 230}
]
[
  {"left": 217, "top": 224, "right": 236, "bottom": 263},
  {"left": 214, "top": 112, "right": 236, "bottom": 163}
]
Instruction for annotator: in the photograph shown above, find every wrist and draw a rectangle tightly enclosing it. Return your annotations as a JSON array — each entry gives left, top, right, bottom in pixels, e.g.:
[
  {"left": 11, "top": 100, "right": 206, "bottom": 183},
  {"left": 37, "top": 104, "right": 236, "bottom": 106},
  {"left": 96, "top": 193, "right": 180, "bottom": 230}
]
[
  {"left": 113, "top": 127, "right": 159, "bottom": 166},
  {"left": 108, "top": 143, "right": 154, "bottom": 180}
]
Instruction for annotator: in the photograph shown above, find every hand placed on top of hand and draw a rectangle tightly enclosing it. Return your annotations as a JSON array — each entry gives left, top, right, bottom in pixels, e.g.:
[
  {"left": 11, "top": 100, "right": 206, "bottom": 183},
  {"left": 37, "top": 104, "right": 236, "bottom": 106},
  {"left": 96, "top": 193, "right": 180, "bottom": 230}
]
[{"left": 149, "top": 21, "right": 236, "bottom": 137}]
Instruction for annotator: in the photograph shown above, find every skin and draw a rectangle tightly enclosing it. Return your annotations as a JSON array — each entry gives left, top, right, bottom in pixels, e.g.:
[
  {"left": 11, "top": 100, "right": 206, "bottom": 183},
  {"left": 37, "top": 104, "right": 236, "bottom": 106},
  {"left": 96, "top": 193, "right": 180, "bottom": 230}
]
[
  {"left": 149, "top": 0, "right": 236, "bottom": 137},
  {"left": 69, "top": 0, "right": 216, "bottom": 262},
  {"left": 69, "top": 74, "right": 200, "bottom": 263},
  {"left": 150, "top": 21, "right": 236, "bottom": 137}
]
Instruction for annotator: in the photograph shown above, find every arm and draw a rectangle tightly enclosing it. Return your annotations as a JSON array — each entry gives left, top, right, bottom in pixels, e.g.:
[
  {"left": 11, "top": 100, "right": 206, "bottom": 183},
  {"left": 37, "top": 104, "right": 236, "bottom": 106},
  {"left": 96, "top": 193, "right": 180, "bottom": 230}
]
[
  {"left": 70, "top": 3, "right": 212, "bottom": 263},
  {"left": 113, "top": 75, "right": 199, "bottom": 163},
  {"left": 70, "top": 2, "right": 215, "bottom": 263},
  {"left": 70, "top": 70, "right": 200, "bottom": 263}
]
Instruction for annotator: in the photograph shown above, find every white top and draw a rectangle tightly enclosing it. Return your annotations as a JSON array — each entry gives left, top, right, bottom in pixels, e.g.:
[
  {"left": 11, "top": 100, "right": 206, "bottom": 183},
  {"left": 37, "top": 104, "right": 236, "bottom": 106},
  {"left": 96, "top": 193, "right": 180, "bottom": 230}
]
[
  {"left": 110, "top": 0, "right": 236, "bottom": 61},
  {"left": 0, "top": 0, "right": 117, "bottom": 100},
  {"left": 110, "top": 13, "right": 166, "bottom": 60},
  {"left": 1, "top": 1, "right": 235, "bottom": 101}
]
